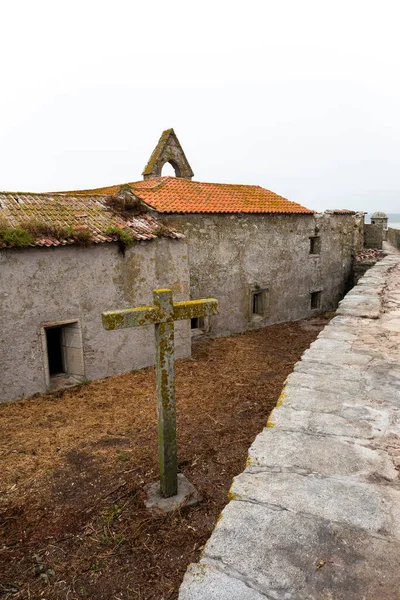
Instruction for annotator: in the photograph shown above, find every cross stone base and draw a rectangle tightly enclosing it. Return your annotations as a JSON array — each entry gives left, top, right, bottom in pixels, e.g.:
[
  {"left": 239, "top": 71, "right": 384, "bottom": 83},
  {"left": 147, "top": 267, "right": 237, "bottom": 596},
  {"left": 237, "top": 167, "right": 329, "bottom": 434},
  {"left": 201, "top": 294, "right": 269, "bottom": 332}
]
[{"left": 144, "top": 474, "right": 202, "bottom": 514}]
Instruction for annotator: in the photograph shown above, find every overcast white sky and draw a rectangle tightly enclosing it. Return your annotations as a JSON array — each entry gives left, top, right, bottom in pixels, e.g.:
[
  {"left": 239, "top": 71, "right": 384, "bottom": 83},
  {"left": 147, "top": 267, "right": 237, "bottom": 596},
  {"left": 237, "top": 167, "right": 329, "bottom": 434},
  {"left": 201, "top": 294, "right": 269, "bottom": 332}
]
[{"left": 1, "top": 0, "right": 399, "bottom": 213}]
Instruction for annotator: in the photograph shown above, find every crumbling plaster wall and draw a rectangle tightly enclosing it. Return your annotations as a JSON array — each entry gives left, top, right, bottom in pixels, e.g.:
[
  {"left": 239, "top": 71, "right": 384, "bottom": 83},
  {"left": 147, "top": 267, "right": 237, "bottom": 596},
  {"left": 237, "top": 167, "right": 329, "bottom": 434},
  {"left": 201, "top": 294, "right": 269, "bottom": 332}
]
[
  {"left": 162, "top": 212, "right": 360, "bottom": 337},
  {"left": 0, "top": 238, "right": 190, "bottom": 402}
]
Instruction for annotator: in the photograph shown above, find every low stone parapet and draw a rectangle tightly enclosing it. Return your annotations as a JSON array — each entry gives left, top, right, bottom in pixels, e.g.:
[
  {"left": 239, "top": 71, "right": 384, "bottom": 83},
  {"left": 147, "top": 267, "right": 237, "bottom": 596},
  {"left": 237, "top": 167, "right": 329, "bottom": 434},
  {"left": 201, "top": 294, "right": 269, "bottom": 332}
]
[
  {"left": 179, "top": 251, "right": 400, "bottom": 600},
  {"left": 388, "top": 227, "right": 400, "bottom": 250}
]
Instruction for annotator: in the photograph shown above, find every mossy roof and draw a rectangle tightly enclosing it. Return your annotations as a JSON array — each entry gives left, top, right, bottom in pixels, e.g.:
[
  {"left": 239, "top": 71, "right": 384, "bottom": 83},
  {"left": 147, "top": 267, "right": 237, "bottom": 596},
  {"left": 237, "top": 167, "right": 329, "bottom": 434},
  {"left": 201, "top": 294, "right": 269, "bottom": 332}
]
[
  {"left": 68, "top": 177, "right": 314, "bottom": 215},
  {"left": 0, "top": 191, "right": 183, "bottom": 248}
]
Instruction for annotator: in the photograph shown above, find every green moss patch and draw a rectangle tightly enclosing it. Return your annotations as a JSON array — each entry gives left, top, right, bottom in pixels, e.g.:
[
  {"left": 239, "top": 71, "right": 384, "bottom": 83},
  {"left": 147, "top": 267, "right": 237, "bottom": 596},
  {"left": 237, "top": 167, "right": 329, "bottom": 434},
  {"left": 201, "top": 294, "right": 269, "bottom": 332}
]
[
  {"left": 0, "top": 219, "right": 93, "bottom": 249},
  {"left": 0, "top": 226, "right": 34, "bottom": 248},
  {"left": 71, "top": 229, "right": 93, "bottom": 247},
  {"left": 106, "top": 226, "right": 135, "bottom": 255}
]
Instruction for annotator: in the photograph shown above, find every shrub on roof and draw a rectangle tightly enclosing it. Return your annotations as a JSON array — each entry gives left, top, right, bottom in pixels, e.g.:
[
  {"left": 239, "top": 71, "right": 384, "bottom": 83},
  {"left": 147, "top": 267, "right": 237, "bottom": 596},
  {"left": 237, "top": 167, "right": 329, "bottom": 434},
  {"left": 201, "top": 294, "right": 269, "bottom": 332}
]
[
  {"left": 71, "top": 228, "right": 93, "bottom": 247},
  {"left": 21, "top": 219, "right": 70, "bottom": 240},
  {"left": 106, "top": 226, "right": 135, "bottom": 255},
  {"left": 0, "top": 226, "right": 34, "bottom": 248},
  {"left": 153, "top": 222, "right": 171, "bottom": 237},
  {"left": 0, "top": 218, "right": 94, "bottom": 249}
]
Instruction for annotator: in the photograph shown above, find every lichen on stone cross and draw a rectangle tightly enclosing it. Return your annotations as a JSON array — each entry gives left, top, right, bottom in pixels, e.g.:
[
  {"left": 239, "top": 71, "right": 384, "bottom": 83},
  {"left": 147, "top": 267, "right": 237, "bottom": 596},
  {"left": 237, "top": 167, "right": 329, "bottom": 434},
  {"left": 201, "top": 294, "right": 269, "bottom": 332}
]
[{"left": 102, "top": 289, "right": 218, "bottom": 498}]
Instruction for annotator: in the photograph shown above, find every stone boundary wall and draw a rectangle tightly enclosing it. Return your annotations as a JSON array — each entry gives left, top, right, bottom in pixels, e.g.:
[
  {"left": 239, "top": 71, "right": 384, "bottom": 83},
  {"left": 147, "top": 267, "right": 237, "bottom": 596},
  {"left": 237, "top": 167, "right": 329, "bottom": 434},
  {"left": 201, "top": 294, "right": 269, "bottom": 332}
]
[
  {"left": 179, "top": 252, "right": 400, "bottom": 599},
  {"left": 388, "top": 227, "right": 400, "bottom": 249},
  {"left": 364, "top": 223, "right": 383, "bottom": 249}
]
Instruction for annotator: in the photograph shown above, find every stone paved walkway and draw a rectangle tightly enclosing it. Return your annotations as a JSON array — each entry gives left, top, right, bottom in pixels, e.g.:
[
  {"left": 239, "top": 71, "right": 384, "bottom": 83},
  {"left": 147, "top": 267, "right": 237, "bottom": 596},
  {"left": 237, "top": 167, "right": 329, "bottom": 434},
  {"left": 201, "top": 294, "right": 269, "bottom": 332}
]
[{"left": 179, "top": 250, "right": 400, "bottom": 600}]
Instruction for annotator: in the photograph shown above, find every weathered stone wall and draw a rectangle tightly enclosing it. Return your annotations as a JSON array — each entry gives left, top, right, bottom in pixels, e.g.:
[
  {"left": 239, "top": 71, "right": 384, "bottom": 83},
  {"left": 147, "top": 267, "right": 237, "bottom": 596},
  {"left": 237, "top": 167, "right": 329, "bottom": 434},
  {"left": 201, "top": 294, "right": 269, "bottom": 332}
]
[
  {"left": 353, "top": 212, "right": 365, "bottom": 254},
  {"left": 353, "top": 261, "right": 376, "bottom": 285},
  {"left": 0, "top": 239, "right": 191, "bottom": 402},
  {"left": 388, "top": 227, "right": 400, "bottom": 249},
  {"left": 364, "top": 223, "right": 383, "bottom": 249},
  {"left": 163, "top": 213, "right": 360, "bottom": 337}
]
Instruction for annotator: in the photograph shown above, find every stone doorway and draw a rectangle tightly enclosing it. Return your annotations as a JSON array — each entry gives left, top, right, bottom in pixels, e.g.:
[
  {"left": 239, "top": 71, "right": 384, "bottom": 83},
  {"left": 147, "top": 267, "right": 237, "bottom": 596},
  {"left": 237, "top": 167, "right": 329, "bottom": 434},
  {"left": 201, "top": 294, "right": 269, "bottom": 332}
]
[{"left": 41, "top": 320, "right": 85, "bottom": 391}]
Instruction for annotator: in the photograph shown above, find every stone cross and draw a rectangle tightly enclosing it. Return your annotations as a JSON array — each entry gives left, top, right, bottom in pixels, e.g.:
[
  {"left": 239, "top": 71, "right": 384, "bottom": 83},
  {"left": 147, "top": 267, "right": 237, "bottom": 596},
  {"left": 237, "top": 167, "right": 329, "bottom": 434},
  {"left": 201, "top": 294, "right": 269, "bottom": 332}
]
[{"left": 102, "top": 289, "right": 218, "bottom": 498}]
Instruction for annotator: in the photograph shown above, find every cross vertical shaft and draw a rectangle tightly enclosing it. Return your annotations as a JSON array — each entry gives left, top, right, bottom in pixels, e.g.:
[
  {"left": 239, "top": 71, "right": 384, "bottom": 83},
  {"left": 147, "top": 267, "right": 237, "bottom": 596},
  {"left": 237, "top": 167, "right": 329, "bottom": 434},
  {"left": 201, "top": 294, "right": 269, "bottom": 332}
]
[
  {"left": 102, "top": 288, "right": 218, "bottom": 500},
  {"left": 153, "top": 289, "right": 177, "bottom": 497}
]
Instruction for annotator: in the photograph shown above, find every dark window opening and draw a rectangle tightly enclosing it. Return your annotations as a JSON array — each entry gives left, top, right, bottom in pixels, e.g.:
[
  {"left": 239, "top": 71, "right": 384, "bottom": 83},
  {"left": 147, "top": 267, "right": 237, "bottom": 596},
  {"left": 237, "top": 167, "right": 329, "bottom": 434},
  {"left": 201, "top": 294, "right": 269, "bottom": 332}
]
[
  {"left": 191, "top": 317, "right": 204, "bottom": 329},
  {"left": 309, "top": 236, "right": 321, "bottom": 254},
  {"left": 252, "top": 292, "right": 264, "bottom": 316},
  {"left": 46, "top": 326, "right": 65, "bottom": 375},
  {"left": 310, "top": 291, "right": 322, "bottom": 310}
]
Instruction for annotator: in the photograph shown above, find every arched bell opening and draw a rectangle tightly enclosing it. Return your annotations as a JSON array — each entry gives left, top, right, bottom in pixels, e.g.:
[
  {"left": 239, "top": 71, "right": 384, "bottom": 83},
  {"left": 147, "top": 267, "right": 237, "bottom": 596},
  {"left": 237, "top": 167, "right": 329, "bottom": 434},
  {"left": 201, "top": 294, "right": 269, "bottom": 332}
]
[{"left": 161, "top": 160, "right": 182, "bottom": 178}]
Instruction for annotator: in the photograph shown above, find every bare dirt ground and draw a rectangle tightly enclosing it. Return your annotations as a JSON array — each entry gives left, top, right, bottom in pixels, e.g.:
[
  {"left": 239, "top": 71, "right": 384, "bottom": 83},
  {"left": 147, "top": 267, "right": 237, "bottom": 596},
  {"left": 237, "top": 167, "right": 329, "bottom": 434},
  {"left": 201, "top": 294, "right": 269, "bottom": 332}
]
[{"left": 0, "top": 316, "right": 329, "bottom": 600}]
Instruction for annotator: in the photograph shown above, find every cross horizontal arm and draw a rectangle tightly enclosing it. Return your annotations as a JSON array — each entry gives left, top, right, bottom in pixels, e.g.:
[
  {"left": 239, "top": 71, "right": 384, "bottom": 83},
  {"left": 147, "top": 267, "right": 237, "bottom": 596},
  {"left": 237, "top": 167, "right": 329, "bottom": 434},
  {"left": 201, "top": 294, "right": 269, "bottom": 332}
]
[
  {"left": 102, "top": 297, "right": 219, "bottom": 330},
  {"left": 172, "top": 298, "right": 219, "bottom": 321},
  {"left": 102, "top": 305, "right": 160, "bottom": 330}
]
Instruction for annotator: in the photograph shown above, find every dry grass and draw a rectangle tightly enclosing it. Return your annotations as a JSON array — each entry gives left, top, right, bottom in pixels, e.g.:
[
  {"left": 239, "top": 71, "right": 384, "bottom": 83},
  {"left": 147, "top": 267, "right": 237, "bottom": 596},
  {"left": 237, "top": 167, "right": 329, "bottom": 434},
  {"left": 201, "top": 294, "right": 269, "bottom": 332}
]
[
  {"left": 71, "top": 228, "right": 93, "bottom": 247},
  {"left": 20, "top": 219, "right": 70, "bottom": 240},
  {"left": 0, "top": 316, "right": 329, "bottom": 600}
]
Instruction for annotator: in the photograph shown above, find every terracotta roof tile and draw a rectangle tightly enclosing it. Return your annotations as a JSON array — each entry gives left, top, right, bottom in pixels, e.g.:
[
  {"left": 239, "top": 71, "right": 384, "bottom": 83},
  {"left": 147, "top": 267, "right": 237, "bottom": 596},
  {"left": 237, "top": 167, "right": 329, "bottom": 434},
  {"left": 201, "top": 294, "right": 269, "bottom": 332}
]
[
  {"left": 69, "top": 177, "right": 314, "bottom": 215},
  {"left": 0, "top": 175, "right": 314, "bottom": 250},
  {"left": 0, "top": 192, "right": 183, "bottom": 249}
]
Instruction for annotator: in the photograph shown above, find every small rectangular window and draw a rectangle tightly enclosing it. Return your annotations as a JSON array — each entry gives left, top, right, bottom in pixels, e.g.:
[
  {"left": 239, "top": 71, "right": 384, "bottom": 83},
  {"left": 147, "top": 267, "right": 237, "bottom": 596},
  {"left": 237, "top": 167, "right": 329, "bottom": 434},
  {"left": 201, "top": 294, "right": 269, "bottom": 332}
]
[
  {"left": 191, "top": 317, "right": 204, "bottom": 329},
  {"left": 190, "top": 316, "right": 208, "bottom": 337},
  {"left": 252, "top": 292, "right": 264, "bottom": 316},
  {"left": 249, "top": 286, "right": 269, "bottom": 320},
  {"left": 310, "top": 291, "right": 322, "bottom": 310},
  {"left": 309, "top": 236, "right": 321, "bottom": 255}
]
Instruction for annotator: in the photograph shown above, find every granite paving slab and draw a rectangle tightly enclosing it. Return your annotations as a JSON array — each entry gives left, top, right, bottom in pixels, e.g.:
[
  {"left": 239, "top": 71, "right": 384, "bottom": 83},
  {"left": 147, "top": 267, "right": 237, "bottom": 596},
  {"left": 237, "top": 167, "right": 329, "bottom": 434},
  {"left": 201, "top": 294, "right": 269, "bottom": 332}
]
[{"left": 179, "top": 250, "right": 400, "bottom": 599}]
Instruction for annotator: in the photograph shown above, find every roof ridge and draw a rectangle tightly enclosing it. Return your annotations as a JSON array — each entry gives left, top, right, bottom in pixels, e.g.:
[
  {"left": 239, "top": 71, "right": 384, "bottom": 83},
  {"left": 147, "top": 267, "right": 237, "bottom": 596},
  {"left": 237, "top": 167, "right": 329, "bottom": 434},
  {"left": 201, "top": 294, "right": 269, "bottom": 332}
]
[
  {"left": 133, "top": 178, "right": 273, "bottom": 190},
  {"left": 0, "top": 190, "right": 117, "bottom": 197},
  {"left": 2, "top": 178, "right": 279, "bottom": 198},
  {"left": 132, "top": 177, "right": 171, "bottom": 190},
  {"left": 0, "top": 191, "right": 131, "bottom": 199}
]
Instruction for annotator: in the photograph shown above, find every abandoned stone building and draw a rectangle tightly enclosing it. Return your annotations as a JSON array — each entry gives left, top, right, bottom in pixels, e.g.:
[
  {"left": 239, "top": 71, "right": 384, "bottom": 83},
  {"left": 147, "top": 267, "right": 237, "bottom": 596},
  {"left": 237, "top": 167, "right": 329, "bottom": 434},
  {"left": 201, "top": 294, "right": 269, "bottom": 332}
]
[{"left": 0, "top": 129, "right": 364, "bottom": 402}]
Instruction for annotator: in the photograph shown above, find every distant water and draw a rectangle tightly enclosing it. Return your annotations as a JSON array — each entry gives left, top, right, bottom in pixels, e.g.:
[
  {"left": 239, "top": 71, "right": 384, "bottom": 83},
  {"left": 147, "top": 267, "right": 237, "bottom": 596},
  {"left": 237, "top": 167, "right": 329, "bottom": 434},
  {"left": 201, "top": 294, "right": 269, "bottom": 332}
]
[{"left": 387, "top": 213, "right": 400, "bottom": 229}]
